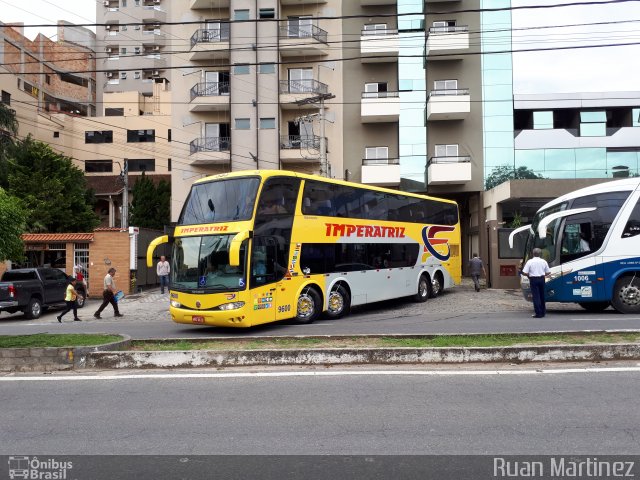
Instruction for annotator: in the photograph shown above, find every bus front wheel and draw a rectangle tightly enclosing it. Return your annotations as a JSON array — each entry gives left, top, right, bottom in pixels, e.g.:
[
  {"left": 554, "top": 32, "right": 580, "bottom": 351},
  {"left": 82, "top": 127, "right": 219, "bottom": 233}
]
[
  {"left": 612, "top": 275, "right": 640, "bottom": 314},
  {"left": 294, "top": 287, "right": 321, "bottom": 324},
  {"left": 414, "top": 275, "right": 431, "bottom": 303}
]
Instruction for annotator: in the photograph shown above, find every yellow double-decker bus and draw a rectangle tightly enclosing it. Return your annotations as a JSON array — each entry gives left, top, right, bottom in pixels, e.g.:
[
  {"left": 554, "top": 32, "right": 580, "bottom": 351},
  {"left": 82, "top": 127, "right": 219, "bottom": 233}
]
[{"left": 147, "top": 170, "right": 461, "bottom": 327}]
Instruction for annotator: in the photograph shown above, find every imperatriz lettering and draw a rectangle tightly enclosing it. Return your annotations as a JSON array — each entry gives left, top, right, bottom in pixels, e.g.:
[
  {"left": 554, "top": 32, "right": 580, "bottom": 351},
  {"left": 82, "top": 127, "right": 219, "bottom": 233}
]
[
  {"left": 325, "top": 223, "right": 405, "bottom": 238},
  {"left": 493, "top": 457, "right": 636, "bottom": 478}
]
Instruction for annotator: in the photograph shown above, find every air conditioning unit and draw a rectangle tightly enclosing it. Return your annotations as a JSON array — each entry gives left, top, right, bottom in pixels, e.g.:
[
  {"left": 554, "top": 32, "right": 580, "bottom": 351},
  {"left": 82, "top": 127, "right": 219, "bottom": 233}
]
[
  {"left": 152, "top": 70, "right": 159, "bottom": 76},
  {"left": 106, "top": 72, "right": 113, "bottom": 78},
  {"left": 154, "top": 0, "right": 160, "bottom": 4},
  {"left": 103, "top": 1, "right": 109, "bottom": 6},
  {"left": 106, "top": 47, "right": 112, "bottom": 53},
  {"left": 153, "top": 45, "right": 160, "bottom": 51}
]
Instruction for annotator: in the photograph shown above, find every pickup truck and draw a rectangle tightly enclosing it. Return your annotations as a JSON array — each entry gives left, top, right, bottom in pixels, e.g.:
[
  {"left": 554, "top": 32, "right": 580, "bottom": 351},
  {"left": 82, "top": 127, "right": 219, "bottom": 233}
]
[{"left": 0, "top": 268, "right": 86, "bottom": 319}]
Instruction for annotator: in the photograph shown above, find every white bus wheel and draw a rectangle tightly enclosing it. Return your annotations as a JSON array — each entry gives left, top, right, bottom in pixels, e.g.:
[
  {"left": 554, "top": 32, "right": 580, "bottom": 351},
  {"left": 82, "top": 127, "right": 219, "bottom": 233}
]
[{"left": 414, "top": 275, "right": 430, "bottom": 303}]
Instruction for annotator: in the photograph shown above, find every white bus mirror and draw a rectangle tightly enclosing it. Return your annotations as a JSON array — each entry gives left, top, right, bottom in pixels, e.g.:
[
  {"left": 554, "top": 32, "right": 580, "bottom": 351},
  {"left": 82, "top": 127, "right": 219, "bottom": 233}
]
[
  {"left": 508, "top": 225, "right": 532, "bottom": 249},
  {"left": 537, "top": 207, "right": 596, "bottom": 239}
]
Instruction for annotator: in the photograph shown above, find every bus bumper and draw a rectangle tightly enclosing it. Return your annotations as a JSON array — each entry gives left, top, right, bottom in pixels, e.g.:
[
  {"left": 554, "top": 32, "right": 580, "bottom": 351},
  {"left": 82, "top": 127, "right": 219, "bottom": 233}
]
[{"left": 169, "top": 305, "right": 252, "bottom": 328}]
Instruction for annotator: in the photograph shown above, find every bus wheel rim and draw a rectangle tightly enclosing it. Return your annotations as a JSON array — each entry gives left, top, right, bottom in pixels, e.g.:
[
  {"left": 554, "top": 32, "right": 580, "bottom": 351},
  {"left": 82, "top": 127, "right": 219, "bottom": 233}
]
[
  {"left": 620, "top": 285, "right": 640, "bottom": 306},
  {"left": 432, "top": 277, "right": 441, "bottom": 295},
  {"left": 419, "top": 279, "right": 428, "bottom": 297},
  {"left": 328, "top": 292, "right": 344, "bottom": 314},
  {"left": 297, "top": 294, "right": 314, "bottom": 319}
]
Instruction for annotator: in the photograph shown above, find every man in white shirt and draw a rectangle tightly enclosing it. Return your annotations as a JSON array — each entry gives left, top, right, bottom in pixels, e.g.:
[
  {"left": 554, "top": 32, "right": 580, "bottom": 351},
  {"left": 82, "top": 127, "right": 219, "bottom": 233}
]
[
  {"left": 157, "top": 255, "right": 170, "bottom": 294},
  {"left": 521, "top": 248, "right": 551, "bottom": 318},
  {"left": 94, "top": 268, "right": 123, "bottom": 319}
]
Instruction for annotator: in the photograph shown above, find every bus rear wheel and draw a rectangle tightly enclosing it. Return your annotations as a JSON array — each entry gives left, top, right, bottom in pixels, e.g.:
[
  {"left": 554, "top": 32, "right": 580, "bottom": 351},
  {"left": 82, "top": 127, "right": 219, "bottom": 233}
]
[
  {"left": 431, "top": 272, "right": 444, "bottom": 298},
  {"left": 294, "top": 287, "right": 321, "bottom": 324},
  {"left": 414, "top": 275, "right": 431, "bottom": 303},
  {"left": 578, "top": 301, "right": 610, "bottom": 312},
  {"left": 326, "top": 285, "right": 350, "bottom": 319},
  {"left": 612, "top": 275, "right": 640, "bottom": 314}
]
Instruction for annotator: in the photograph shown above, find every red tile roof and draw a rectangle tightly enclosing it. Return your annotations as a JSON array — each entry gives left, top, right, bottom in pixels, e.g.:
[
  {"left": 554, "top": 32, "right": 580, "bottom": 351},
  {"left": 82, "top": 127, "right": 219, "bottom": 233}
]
[{"left": 22, "top": 233, "right": 94, "bottom": 242}]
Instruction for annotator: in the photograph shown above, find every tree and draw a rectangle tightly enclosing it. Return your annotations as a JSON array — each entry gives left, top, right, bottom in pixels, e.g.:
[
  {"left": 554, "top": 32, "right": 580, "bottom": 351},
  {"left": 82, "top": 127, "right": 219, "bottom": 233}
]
[
  {"left": 129, "top": 172, "right": 171, "bottom": 230},
  {"left": 485, "top": 165, "right": 544, "bottom": 190},
  {"left": 7, "top": 136, "right": 99, "bottom": 233},
  {"left": 0, "top": 188, "right": 27, "bottom": 262},
  {"left": 0, "top": 102, "right": 18, "bottom": 189}
]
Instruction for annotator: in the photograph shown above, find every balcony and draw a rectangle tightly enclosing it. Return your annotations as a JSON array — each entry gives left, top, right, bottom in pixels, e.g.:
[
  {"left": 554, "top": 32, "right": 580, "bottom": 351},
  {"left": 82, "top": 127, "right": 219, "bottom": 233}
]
[
  {"left": 279, "top": 24, "right": 328, "bottom": 57},
  {"left": 279, "top": 79, "right": 329, "bottom": 109},
  {"left": 189, "top": 137, "right": 231, "bottom": 165},
  {"left": 280, "top": 135, "right": 323, "bottom": 163},
  {"left": 361, "top": 158, "right": 401, "bottom": 186},
  {"left": 140, "top": 5, "right": 167, "bottom": 23},
  {"left": 142, "top": 28, "right": 166, "bottom": 46},
  {"left": 361, "top": 91, "right": 400, "bottom": 123},
  {"left": 426, "top": 89, "right": 470, "bottom": 121},
  {"left": 190, "top": 28, "right": 230, "bottom": 60},
  {"left": 190, "top": 0, "right": 229, "bottom": 8},
  {"left": 361, "top": 0, "right": 395, "bottom": 4},
  {"left": 426, "top": 26, "right": 470, "bottom": 60},
  {"left": 427, "top": 156, "right": 472, "bottom": 185},
  {"left": 360, "top": 29, "right": 399, "bottom": 63},
  {"left": 189, "top": 82, "right": 230, "bottom": 112}
]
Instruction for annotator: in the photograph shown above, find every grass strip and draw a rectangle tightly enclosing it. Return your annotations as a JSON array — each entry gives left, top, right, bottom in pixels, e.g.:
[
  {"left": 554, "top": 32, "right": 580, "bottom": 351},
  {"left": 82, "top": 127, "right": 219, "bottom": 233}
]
[
  {"left": 0, "top": 334, "right": 123, "bottom": 348},
  {"left": 132, "top": 333, "right": 640, "bottom": 352}
]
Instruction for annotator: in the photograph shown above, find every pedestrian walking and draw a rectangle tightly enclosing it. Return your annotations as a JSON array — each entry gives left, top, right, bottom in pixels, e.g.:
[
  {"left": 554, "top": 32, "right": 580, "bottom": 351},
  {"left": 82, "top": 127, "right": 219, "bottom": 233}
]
[
  {"left": 94, "top": 267, "right": 124, "bottom": 319},
  {"left": 521, "top": 247, "right": 551, "bottom": 318},
  {"left": 157, "top": 255, "right": 170, "bottom": 294},
  {"left": 468, "top": 253, "right": 486, "bottom": 292},
  {"left": 57, "top": 277, "right": 82, "bottom": 322}
]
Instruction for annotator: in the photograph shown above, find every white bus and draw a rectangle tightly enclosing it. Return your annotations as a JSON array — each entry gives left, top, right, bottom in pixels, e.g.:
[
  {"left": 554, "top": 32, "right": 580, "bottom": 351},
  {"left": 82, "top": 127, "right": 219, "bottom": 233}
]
[{"left": 510, "top": 178, "right": 640, "bottom": 313}]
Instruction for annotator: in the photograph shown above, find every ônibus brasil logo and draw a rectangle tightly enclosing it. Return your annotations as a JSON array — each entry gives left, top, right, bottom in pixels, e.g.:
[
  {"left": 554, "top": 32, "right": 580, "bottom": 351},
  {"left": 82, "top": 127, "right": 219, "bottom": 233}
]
[{"left": 421, "top": 225, "right": 455, "bottom": 261}]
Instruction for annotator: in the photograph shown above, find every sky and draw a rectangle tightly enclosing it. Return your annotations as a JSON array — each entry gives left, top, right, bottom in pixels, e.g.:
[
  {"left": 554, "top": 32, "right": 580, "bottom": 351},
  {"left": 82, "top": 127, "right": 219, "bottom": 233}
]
[{"left": 1, "top": 0, "right": 639, "bottom": 94}]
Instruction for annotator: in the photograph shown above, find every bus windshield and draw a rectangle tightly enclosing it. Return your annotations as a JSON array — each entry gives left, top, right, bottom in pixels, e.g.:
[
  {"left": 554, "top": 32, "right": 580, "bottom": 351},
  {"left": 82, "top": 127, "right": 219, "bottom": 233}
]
[
  {"left": 524, "top": 201, "right": 568, "bottom": 265},
  {"left": 171, "top": 235, "right": 247, "bottom": 291},
  {"left": 178, "top": 177, "right": 260, "bottom": 225}
]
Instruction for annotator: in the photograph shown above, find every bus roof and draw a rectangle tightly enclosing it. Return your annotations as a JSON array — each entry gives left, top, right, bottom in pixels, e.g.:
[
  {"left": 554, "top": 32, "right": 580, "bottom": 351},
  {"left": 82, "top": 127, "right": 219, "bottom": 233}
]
[
  {"left": 538, "top": 177, "right": 640, "bottom": 212},
  {"left": 193, "top": 169, "right": 458, "bottom": 206}
]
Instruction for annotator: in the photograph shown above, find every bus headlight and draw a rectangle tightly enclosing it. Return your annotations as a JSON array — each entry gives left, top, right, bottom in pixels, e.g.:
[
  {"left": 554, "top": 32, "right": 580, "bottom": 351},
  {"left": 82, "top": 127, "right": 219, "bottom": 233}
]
[
  {"left": 217, "top": 302, "right": 245, "bottom": 311},
  {"left": 170, "top": 300, "right": 182, "bottom": 308}
]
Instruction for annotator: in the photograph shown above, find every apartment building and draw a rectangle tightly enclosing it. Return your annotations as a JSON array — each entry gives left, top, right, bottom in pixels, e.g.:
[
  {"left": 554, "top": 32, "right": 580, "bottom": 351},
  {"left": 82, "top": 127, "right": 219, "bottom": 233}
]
[
  {"left": 0, "top": 21, "right": 96, "bottom": 117},
  {"left": 96, "top": 0, "right": 169, "bottom": 112}
]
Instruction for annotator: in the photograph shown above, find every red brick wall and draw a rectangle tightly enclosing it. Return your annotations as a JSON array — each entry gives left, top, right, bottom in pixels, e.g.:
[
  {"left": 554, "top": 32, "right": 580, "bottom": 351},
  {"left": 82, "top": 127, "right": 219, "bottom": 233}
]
[{"left": 88, "top": 231, "right": 132, "bottom": 296}]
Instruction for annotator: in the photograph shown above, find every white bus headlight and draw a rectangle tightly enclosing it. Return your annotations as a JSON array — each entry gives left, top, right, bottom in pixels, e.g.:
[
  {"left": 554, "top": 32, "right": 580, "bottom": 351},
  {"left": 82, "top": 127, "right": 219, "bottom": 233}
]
[
  {"left": 170, "top": 300, "right": 182, "bottom": 308},
  {"left": 217, "top": 302, "right": 245, "bottom": 311}
]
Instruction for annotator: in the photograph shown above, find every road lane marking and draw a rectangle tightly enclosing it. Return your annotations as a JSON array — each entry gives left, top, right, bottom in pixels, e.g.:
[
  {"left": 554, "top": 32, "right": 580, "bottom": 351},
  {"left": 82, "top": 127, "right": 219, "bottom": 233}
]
[
  {"left": 571, "top": 317, "right": 640, "bottom": 321},
  {"left": 3, "top": 367, "right": 640, "bottom": 382}
]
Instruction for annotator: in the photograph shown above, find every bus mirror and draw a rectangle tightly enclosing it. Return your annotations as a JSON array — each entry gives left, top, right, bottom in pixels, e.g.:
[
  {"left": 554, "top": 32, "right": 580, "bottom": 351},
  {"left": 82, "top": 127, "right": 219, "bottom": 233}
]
[
  {"left": 146, "top": 235, "right": 169, "bottom": 267},
  {"left": 537, "top": 207, "right": 596, "bottom": 239},
  {"left": 229, "top": 230, "right": 251, "bottom": 267},
  {"left": 508, "top": 225, "right": 531, "bottom": 249}
]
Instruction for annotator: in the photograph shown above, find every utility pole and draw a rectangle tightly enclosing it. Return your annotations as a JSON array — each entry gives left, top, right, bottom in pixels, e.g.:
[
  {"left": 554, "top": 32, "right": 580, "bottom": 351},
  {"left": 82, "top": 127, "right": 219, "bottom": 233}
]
[
  {"left": 121, "top": 159, "right": 129, "bottom": 229},
  {"left": 296, "top": 92, "right": 334, "bottom": 177}
]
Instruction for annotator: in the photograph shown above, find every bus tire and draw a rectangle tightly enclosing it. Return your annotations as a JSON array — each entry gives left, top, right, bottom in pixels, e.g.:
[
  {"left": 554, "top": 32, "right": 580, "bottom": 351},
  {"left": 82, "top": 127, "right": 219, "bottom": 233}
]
[
  {"left": 414, "top": 275, "right": 431, "bottom": 303},
  {"left": 612, "top": 275, "right": 640, "bottom": 314},
  {"left": 578, "top": 301, "right": 610, "bottom": 312},
  {"left": 431, "top": 272, "right": 444, "bottom": 298},
  {"left": 294, "top": 287, "right": 321, "bottom": 324},
  {"left": 326, "top": 284, "right": 350, "bottom": 319}
]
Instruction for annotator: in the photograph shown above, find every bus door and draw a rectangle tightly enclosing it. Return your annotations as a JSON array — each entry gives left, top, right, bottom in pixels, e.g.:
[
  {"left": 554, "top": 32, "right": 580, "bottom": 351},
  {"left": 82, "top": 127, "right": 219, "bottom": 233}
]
[
  {"left": 559, "top": 220, "right": 604, "bottom": 302},
  {"left": 250, "top": 236, "right": 279, "bottom": 323}
]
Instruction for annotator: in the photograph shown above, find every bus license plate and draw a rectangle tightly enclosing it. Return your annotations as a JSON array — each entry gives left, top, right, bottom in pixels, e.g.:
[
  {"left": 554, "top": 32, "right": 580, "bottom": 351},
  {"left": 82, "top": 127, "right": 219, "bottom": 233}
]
[{"left": 192, "top": 316, "right": 205, "bottom": 324}]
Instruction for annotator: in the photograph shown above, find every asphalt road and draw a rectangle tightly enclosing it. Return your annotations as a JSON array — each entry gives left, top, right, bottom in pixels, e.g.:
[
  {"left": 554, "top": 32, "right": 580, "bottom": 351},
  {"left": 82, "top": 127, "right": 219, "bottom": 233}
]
[
  {"left": 2, "top": 285, "right": 640, "bottom": 338},
  {"left": 2, "top": 365, "right": 640, "bottom": 455}
]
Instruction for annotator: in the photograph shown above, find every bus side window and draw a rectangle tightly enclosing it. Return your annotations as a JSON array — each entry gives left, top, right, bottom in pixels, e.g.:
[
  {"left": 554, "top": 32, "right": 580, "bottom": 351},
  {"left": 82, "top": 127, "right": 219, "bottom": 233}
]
[
  {"left": 622, "top": 199, "right": 640, "bottom": 238},
  {"left": 561, "top": 222, "right": 592, "bottom": 262}
]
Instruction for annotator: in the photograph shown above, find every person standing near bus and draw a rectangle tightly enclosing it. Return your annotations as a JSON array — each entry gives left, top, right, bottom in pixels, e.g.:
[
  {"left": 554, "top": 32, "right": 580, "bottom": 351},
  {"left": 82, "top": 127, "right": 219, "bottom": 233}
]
[
  {"left": 468, "top": 253, "right": 486, "bottom": 292},
  {"left": 521, "top": 248, "right": 551, "bottom": 318},
  {"left": 157, "top": 255, "right": 170, "bottom": 294}
]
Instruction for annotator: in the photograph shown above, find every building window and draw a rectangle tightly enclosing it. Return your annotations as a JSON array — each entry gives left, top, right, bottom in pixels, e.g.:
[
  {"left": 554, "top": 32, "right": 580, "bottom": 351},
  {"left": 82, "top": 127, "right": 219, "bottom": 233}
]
[
  {"left": 85, "top": 131, "right": 114, "bottom": 144},
  {"left": 127, "top": 159, "right": 155, "bottom": 172},
  {"left": 365, "top": 146, "right": 389, "bottom": 160},
  {"left": 633, "top": 108, "right": 640, "bottom": 127},
  {"left": 134, "top": 71, "right": 140, "bottom": 79},
  {"left": 260, "top": 118, "right": 275, "bottom": 129},
  {"left": 45, "top": 74, "right": 51, "bottom": 84},
  {"left": 234, "top": 64, "right": 250, "bottom": 75},
  {"left": 53, "top": 132, "right": 59, "bottom": 138},
  {"left": 85, "top": 160, "right": 113, "bottom": 173},
  {"left": 364, "top": 82, "right": 388, "bottom": 98},
  {"left": 234, "top": 9, "right": 250, "bottom": 21},
  {"left": 121, "top": 47, "right": 127, "bottom": 55},
  {"left": 259, "top": 8, "right": 275, "bottom": 19},
  {"left": 122, "top": 0, "right": 127, "bottom": 6},
  {"left": 533, "top": 111, "right": 554, "bottom": 129},
  {"left": 434, "top": 79, "right": 458, "bottom": 91},
  {"left": 135, "top": 0, "right": 139, "bottom": 5},
  {"left": 120, "top": 72, "right": 127, "bottom": 80},
  {"left": 432, "top": 20, "right": 457, "bottom": 32},
  {"left": 258, "top": 63, "right": 275, "bottom": 74},
  {"left": 580, "top": 111, "right": 606, "bottom": 137},
  {"left": 235, "top": 118, "right": 250, "bottom": 130},
  {"left": 363, "top": 24, "right": 388, "bottom": 35},
  {"left": 127, "top": 129, "right": 155, "bottom": 142},
  {"left": 134, "top": 47, "right": 141, "bottom": 54},
  {"left": 435, "top": 144, "right": 459, "bottom": 158},
  {"left": 1, "top": 90, "right": 10, "bottom": 105},
  {"left": 105, "top": 107, "right": 124, "bottom": 116},
  {"left": 168, "top": 158, "right": 171, "bottom": 171}
]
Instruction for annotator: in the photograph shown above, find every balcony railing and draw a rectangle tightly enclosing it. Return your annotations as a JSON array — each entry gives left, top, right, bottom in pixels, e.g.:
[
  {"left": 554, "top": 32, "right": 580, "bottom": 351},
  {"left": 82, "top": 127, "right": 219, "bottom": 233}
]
[
  {"left": 280, "top": 135, "right": 322, "bottom": 150},
  {"left": 428, "top": 25, "right": 469, "bottom": 34},
  {"left": 190, "top": 136, "right": 231, "bottom": 155},
  {"left": 190, "top": 27, "right": 230, "bottom": 48},
  {"left": 279, "top": 79, "right": 328, "bottom": 95},
  {"left": 361, "top": 28, "right": 398, "bottom": 36},
  {"left": 362, "top": 158, "right": 400, "bottom": 166},
  {"left": 428, "top": 88, "right": 470, "bottom": 97},
  {"left": 190, "top": 82, "right": 230, "bottom": 101},
  {"left": 280, "top": 24, "right": 328, "bottom": 43},
  {"left": 361, "top": 91, "right": 400, "bottom": 99},
  {"left": 428, "top": 155, "right": 471, "bottom": 165}
]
